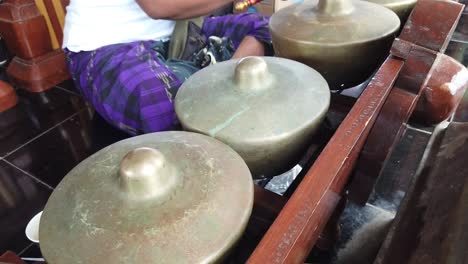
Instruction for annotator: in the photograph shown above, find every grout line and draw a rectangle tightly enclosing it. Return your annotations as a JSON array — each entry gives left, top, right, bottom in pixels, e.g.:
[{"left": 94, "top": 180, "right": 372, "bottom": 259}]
[
  {"left": 3, "top": 159, "right": 55, "bottom": 190},
  {"left": 54, "top": 83, "right": 82, "bottom": 97},
  {"left": 2, "top": 112, "right": 81, "bottom": 160},
  {"left": 17, "top": 243, "right": 34, "bottom": 257}
]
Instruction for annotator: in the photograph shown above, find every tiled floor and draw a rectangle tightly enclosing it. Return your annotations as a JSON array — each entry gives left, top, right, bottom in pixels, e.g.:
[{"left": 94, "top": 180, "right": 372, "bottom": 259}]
[{"left": 0, "top": 74, "right": 130, "bottom": 259}]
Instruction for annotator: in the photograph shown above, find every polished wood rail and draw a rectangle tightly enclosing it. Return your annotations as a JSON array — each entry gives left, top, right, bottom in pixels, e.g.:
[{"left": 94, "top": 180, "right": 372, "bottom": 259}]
[
  {"left": 248, "top": 58, "right": 404, "bottom": 263},
  {"left": 349, "top": 0, "right": 466, "bottom": 205}
]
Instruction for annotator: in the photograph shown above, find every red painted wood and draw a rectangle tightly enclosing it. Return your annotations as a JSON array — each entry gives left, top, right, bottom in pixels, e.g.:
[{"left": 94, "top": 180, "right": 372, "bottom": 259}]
[
  {"left": 0, "top": 0, "right": 53, "bottom": 59},
  {"left": 398, "top": 0, "right": 464, "bottom": 53},
  {"left": 350, "top": 51, "right": 468, "bottom": 204},
  {"left": 0, "top": 80, "right": 17, "bottom": 112},
  {"left": 6, "top": 49, "right": 69, "bottom": 92},
  {"left": 349, "top": 0, "right": 465, "bottom": 204},
  {"left": 0, "top": 0, "right": 70, "bottom": 92},
  {"left": 0, "top": 251, "right": 27, "bottom": 264},
  {"left": 349, "top": 45, "right": 438, "bottom": 204}
]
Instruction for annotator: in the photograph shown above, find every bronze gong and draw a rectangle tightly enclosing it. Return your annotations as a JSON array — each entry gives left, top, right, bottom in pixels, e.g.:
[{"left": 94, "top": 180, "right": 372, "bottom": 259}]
[
  {"left": 270, "top": 0, "right": 401, "bottom": 89},
  {"left": 39, "top": 131, "right": 254, "bottom": 264},
  {"left": 175, "top": 56, "right": 330, "bottom": 178}
]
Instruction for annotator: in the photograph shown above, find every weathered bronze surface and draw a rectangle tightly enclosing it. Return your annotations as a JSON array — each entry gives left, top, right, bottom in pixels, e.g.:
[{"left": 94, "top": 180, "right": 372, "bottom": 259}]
[
  {"left": 364, "top": 0, "right": 417, "bottom": 24},
  {"left": 175, "top": 56, "right": 330, "bottom": 178},
  {"left": 39, "top": 131, "right": 254, "bottom": 264},
  {"left": 269, "top": 0, "right": 400, "bottom": 89}
]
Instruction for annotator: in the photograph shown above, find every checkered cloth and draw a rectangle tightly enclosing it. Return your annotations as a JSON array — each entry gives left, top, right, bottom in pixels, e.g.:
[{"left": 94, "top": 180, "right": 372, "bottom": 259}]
[{"left": 65, "top": 13, "right": 271, "bottom": 135}]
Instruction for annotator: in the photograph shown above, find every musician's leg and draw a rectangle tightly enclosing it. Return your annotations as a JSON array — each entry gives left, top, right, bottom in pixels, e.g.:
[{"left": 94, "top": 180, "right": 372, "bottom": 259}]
[
  {"left": 63, "top": 14, "right": 272, "bottom": 135},
  {"left": 65, "top": 41, "right": 189, "bottom": 135}
]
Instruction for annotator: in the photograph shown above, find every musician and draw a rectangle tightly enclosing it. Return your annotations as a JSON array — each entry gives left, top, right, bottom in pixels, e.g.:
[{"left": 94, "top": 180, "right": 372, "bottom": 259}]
[{"left": 63, "top": 0, "right": 271, "bottom": 135}]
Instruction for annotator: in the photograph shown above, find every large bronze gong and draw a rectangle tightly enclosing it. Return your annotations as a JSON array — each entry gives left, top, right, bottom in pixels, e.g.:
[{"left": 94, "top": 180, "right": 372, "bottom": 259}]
[
  {"left": 364, "top": 0, "right": 418, "bottom": 24},
  {"left": 175, "top": 56, "right": 330, "bottom": 178},
  {"left": 270, "top": 0, "right": 400, "bottom": 89},
  {"left": 39, "top": 131, "right": 254, "bottom": 263}
]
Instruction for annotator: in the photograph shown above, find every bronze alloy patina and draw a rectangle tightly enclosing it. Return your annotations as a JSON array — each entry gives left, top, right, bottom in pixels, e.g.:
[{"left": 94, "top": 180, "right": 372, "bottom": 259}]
[
  {"left": 270, "top": 0, "right": 400, "bottom": 89},
  {"left": 39, "top": 131, "right": 254, "bottom": 264},
  {"left": 364, "top": 0, "right": 418, "bottom": 24},
  {"left": 175, "top": 56, "right": 330, "bottom": 178}
]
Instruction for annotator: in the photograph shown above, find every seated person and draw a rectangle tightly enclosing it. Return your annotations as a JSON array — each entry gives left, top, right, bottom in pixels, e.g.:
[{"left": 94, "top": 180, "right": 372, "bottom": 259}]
[{"left": 63, "top": 0, "right": 272, "bottom": 135}]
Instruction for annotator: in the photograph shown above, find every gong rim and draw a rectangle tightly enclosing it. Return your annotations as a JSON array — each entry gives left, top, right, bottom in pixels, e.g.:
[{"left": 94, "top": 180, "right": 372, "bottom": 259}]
[
  {"left": 39, "top": 131, "right": 254, "bottom": 264},
  {"left": 174, "top": 56, "right": 330, "bottom": 177},
  {"left": 269, "top": 0, "right": 400, "bottom": 46}
]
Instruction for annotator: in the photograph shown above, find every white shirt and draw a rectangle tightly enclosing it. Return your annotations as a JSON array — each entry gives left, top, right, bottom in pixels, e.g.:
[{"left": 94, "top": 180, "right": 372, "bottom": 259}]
[{"left": 63, "top": 0, "right": 176, "bottom": 52}]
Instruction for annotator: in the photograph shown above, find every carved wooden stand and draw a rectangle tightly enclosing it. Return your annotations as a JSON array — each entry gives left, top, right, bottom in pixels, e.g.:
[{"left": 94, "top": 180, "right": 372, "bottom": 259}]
[
  {"left": 247, "top": 0, "right": 467, "bottom": 263},
  {"left": 0, "top": 0, "right": 69, "bottom": 92},
  {"left": 349, "top": 0, "right": 467, "bottom": 205},
  {"left": 0, "top": 80, "right": 17, "bottom": 112}
]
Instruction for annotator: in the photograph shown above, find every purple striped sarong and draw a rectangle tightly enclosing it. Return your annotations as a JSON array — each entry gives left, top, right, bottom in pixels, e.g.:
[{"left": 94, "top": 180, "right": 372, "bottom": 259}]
[{"left": 65, "top": 13, "right": 271, "bottom": 135}]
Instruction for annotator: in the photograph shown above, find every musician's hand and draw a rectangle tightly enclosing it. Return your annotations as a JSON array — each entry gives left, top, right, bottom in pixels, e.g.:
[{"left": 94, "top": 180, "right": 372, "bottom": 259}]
[{"left": 232, "top": 36, "right": 266, "bottom": 59}]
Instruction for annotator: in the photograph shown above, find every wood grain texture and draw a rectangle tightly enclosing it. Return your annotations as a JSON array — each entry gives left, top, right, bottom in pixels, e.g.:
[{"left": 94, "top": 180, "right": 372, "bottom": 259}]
[
  {"left": 6, "top": 49, "right": 70, "bottom": 92},
  {"left": 416, "top": 54, "right": 468, "bottom": 124},
  {"left": 247, "top": 57, "right": 404, "bottom": 264},
  {"left": 349, "top": 0, "right": 465, "bottom": 204},
  {"left": 398, "top": 0, "right": 464, "bottom": 52},
  {"left": 350, "top": 51, "right": 468, "bottom": 204},
  {"left": 349, "top": 46, "right": 438, "bottom": 204},
  {"left": 0, "top": 0, "right": 70, "bottom": 92},
  {"left": 0, "top": 0, "right": 53, "bottom": 59}
]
